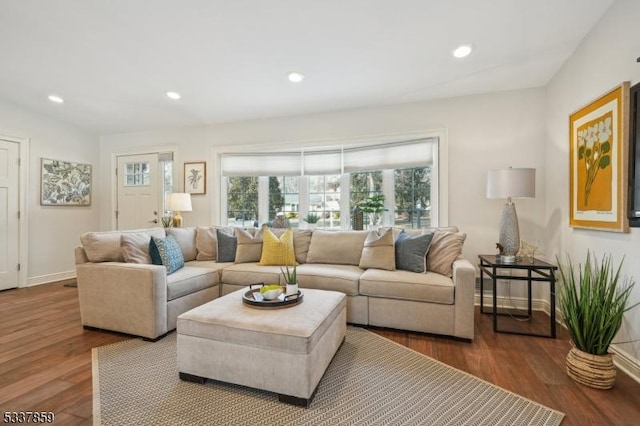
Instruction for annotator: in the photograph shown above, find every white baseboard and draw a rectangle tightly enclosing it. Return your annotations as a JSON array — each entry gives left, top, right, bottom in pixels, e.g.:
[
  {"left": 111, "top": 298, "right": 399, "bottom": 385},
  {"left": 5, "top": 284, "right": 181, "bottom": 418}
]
[
  {"left": 474, "top": 292, "right": 640, "bottom": 384},
  {"left": 26, "top": 270, "right": 76, "bottom": 287}
]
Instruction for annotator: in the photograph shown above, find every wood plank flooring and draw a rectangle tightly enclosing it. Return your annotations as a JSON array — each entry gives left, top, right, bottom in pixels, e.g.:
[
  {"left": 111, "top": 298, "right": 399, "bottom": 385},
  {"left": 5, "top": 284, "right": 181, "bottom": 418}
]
[{"left": 1, "top": 282, "right": 639, "bottom": 425}]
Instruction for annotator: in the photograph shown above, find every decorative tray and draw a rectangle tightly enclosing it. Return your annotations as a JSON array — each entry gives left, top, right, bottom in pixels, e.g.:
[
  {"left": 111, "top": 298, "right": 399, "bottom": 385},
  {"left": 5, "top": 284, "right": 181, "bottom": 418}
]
[{"left": 242, "top": 283, "right": 303, "bottom": 309}]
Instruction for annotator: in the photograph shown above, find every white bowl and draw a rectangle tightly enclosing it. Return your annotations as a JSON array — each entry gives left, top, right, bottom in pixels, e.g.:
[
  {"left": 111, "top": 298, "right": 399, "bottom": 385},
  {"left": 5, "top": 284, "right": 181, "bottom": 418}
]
[{"left": 261, "top": 288, "right": 283, "bottom": 300}]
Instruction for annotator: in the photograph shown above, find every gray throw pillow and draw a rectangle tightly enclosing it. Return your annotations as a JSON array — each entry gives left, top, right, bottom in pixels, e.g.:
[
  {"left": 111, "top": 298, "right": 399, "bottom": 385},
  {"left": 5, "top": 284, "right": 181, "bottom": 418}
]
[
  {"left": 216, "top": 229, "right": 237, "bottom": 262},
  {"left": 395, "top": 232, "right": 434, "bottom": 273}
]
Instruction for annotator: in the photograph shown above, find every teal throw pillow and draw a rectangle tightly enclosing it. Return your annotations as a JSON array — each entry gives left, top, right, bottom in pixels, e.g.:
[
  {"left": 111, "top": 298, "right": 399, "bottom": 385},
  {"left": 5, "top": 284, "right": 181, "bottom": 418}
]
[
  {"left": 149, "top": 235, "right": 184, "bottom": 274},
  {"left": 395, "top": 232, "right": 434, "bottom": 273}
]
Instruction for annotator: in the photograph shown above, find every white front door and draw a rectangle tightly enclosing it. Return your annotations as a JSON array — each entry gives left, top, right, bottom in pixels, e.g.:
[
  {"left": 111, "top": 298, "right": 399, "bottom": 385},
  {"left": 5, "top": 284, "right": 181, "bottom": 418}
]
[
  {"left": 0, "top": 139, "right": 20, "bottom": 291},
  {"left": 116, "top": 153, "right": 160, "bottom": 230}
]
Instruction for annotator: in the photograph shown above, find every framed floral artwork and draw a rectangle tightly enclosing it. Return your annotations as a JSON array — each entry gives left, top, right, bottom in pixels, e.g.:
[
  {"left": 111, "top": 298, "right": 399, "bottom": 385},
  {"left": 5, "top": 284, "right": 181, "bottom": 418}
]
[
  {"left": 569, "top": 82, "right": 629, "bottom": 232},
  {"left": 41, "top": 158, "right": 92, "bottom": 206},
  {"left": 184, "top": 161, "right": 206, "bottom": 195}
]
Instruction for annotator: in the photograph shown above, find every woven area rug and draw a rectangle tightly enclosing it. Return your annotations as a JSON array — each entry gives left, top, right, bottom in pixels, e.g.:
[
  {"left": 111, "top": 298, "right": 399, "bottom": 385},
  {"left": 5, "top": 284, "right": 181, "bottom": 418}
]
[{"left": 93, "top": 327, "right": 564, "bottom": 425}]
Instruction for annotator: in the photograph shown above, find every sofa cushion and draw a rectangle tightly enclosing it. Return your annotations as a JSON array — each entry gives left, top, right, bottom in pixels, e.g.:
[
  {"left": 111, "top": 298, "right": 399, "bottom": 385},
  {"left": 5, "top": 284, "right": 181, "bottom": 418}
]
[
  {"left": 426, "top": 231, "right": 466, "bottom": 277},
  {"left": 295, "top": 264, "right": 363, "bottom": 296},
  {"left": 258, "top": 228, "right": 297, "bottom": 266},
  {"left": 359, "top": 268, "right": 454, "bottom": 304},
  {"left": 167, "top": 227, "right": 197, "bottom": 261},
  {"left": 221, "top": 263, "right": 284, "bottom": 286},
  {"left": 166, "top": 265, "right": 219, "bottom": 301},
  {"left": 81, "top": 228, "right": 165, "bottom": 262},
  {"left": 395, "top": 231, "right": 434, "bottom": 273},
  {"left": 195, "top": 226, "right": 217, "bottom": 261},
  {"left": 216, "top": 228, "right": 237, "bottom": 262},
  {"left": 292, "top": 229, "right": 312, "bottom": 264},
  {"left": 121, "top": 232, "right": 154, "bottom": 264},
  {"left": 359, "top": 227, "right": 395, "bottom": 270},
  {"left": 150, "top": 235, "right": 185, "bottom": 274},
  {"left": 235, "top": 228, "right": 263, "bottom": 263},
  {"left": 306, "top": 230, "right": 368, "bottom": 266}
]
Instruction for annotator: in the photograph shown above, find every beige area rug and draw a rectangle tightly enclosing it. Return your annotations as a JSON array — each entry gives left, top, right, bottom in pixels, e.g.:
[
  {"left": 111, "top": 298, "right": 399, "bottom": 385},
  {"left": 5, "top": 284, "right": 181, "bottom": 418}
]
[{"left": 93, "top": 327, "right": 564, "bottom": 426}]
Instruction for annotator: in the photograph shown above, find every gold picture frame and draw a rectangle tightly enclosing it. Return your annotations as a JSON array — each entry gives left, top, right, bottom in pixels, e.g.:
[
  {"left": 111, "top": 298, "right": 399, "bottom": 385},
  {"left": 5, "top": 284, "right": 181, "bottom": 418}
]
[
  {"left": 184, "top": 161, "right": 206, "bottom": 195},
  {"left": 569, "top": 82, "right": 629, "bottom": 232}
]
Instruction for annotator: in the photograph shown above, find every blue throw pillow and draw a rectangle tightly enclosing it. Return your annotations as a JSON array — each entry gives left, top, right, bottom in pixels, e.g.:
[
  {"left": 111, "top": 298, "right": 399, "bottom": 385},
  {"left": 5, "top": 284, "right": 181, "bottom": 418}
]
[
  {"left": 149, "top": 235, "right": 184, "bottom": 275},
  {"left": 216, "top": 229, "right": 237, "bottom": 262},
  {"left": 395, "top": 232, "right": 434, "bottom": 273}
]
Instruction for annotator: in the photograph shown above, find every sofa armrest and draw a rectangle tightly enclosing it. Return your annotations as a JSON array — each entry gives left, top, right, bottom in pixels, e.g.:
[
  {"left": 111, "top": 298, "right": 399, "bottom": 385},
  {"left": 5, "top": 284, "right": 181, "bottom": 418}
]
[
  {"left": 76, "top": 262, "right": 168, "bottom": 339},
  {"left": 452, "top": 258, "right": 476, "bottom": 340}
]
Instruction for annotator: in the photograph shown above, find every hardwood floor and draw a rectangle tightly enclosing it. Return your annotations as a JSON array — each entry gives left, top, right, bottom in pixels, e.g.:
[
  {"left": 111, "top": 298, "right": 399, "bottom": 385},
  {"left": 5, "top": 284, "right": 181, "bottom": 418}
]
[{"left": 1, "top": 282, "right": 639, "bottom": 425}]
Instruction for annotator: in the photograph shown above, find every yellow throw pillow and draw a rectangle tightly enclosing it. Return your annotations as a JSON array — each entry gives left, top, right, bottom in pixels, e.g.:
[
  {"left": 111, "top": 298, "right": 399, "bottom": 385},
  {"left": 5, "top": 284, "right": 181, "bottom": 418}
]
[{"left": 258, "top": 228, "right": 297, "bottom": 266}]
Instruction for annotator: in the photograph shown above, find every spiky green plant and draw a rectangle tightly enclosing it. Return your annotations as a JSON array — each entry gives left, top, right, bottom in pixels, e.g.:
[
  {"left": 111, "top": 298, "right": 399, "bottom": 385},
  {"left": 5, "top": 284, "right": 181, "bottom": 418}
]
[
  {"left": 280, "top": 264, "right": 297, "bottom": 285},
  {"left": 557, "top": 252, "right": 638, "bottom": 355}
]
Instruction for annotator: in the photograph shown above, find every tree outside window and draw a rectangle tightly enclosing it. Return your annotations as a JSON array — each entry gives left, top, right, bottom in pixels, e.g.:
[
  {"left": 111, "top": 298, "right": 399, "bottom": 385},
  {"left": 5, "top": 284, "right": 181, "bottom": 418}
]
[
  {"left": 394, "top": 167, "right": 431, "bottom": 229},
  {"left": 227, "top": 177, "right": 258, "bottom": 227}
]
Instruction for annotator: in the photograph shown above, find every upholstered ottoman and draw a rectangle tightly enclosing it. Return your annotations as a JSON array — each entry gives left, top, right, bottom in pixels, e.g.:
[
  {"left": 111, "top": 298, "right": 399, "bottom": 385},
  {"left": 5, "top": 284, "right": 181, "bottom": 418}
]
[{"left": 177, "top": 288, "right": 346, "bottom": 406}]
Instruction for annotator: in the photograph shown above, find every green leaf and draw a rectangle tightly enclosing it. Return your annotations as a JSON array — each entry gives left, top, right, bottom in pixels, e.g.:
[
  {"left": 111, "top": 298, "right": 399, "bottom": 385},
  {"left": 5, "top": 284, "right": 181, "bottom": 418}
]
[
  {"left": 599, "top": 155, "right": 610, "bottom": 170},
  {"left": 601, "top": 141, "right": 611, "bottom": 154},
  {"left": 578, "top": 145, "right": 585, "bottom": 159}
]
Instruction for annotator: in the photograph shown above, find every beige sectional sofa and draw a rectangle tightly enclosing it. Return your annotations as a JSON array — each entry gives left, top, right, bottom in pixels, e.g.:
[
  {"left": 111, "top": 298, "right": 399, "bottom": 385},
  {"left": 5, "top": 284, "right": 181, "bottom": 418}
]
[{"left": 74, "top": 225, "right": 475, "bottom": 341}]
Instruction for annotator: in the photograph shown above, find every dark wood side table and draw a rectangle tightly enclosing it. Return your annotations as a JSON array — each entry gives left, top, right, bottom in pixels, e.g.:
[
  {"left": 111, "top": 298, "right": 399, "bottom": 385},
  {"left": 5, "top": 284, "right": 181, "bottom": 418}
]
[{"left": 478, "top": 254, "right": 558, "bottom": 338}]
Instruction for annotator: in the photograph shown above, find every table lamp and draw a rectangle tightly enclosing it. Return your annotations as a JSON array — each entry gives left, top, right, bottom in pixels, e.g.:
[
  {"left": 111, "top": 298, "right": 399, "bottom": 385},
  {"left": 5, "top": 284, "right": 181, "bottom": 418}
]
[
  {"left": 486, "top": 167, "right": 535, "bottom": 263},
  {"left": 167, "top": 193, "right": 192, "bottom": 227}
]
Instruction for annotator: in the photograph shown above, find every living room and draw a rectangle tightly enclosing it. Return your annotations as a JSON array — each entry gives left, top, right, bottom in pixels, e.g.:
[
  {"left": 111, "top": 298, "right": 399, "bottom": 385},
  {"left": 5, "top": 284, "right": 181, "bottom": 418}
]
[{"left": 1, "top": 0, "right": 639, "bottom": 424}]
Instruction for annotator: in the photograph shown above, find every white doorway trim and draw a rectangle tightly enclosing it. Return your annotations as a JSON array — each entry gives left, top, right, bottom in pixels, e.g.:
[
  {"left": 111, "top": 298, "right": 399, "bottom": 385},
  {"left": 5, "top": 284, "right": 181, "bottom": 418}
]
[
  {"left": 110, "top": 146, "right": 177, "bottom": 230},
  {"left": 0, "top": 133, "right": 29, "bottom": 288}
]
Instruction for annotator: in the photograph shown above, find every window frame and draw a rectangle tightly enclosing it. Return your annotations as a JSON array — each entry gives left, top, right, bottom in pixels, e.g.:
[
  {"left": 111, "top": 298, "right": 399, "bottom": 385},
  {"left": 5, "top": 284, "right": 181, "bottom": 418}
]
[{"left": 211, "top": 129, "right": 448, "bottom": 227}]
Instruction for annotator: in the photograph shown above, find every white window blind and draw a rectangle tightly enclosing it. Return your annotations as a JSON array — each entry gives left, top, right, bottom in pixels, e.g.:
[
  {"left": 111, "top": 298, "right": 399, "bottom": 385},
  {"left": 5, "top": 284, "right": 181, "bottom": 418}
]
[
  {"left": 221, "top": 152, "right": 302, "bottom": 176},
  {"left": 220, "top": 138, "right": 437, "bottom": 176},
  {"left": 302, "top": 149, "right": 342, "bottom": 175},
  {"left": 343, "top": 139, "right": 435, "bottom": 173}
]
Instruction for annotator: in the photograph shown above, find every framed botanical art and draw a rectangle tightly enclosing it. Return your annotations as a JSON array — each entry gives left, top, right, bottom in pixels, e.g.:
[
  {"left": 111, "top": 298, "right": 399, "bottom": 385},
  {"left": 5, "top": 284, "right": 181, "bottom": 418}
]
[
  {"left": 569, "top": 82, "right": 629, "bottom": 232},
  {"left": 184, "top": 161, "right": 206, "bottom": 195},
  {"left": 41, "top": 158, "right": 92, "bottom": 206}
]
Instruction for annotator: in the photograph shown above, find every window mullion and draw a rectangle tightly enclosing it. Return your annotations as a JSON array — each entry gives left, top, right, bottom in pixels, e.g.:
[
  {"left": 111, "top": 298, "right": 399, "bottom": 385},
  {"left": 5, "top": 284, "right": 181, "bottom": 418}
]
[
  {"left": 258, "top": 176, "right": 269, "bottom": 226},
  {"left": 298, "top": 175, "right": 309, "bottom": 222},
  {"left": 341, "top": 173, "right": 350, "bottom": 229},
  {"left": 382, "top": 169, "right": 394, "bottom": 227}
]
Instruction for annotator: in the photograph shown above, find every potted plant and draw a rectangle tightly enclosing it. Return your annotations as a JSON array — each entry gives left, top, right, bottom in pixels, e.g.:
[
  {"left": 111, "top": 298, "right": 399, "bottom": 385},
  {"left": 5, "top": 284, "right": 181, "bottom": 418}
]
[
  {"left": 303, "top": 212, "right": 320, "bottom": 230},
  {"left": 359, "top": 194, "right": 387, "bottom": 229},
  {"left": 557, "top": 251, "right": 638, "bottom": 389},
  {"left": 161, "top": 215, "right": 173, "bottom": 228},
  {"left": 280, "top": 264, "right": 299, "bottom": 296}
]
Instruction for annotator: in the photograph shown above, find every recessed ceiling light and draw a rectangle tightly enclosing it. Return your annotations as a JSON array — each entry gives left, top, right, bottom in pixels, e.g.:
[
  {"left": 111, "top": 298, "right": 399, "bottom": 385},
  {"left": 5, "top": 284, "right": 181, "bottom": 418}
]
[
  {"left": 452, "top": 44, "right": 474, "bottom": 59},
  {"left": 48, "top": 94, "right": 64, "bottom": 104},
  {"left": 288, "top": 72, "right": 304, "bottom": 83},
  {"left": 166, "top": 91, "right": 181, "bottom": 100}
]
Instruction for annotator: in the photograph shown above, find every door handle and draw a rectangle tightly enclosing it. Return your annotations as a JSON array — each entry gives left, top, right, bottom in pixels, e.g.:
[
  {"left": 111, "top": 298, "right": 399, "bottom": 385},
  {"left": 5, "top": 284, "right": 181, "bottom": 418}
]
[{"left": 150, "top": 219, "right": 158, "bottom": 224}]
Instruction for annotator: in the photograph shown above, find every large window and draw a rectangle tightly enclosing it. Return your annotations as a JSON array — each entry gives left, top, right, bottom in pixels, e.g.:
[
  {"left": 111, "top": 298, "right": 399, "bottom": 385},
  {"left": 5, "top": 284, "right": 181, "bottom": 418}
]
[
  {"left": 394, "top": 167, "right": 431, "bottom": 229},
  {"left": 227, "top": 177, "right": 259, "bottom": 227},
  {"left": 309, "top": 175, "right": 341, "bottom": 229},
  {"left": 269, "top": 176, "right": 299, "bottom": 228},
  {"left": 218, "top": 136, "right": 442, "bottom": 229},
  {"left": 350, "top": 171, "right": 383, "bottom": 214}
]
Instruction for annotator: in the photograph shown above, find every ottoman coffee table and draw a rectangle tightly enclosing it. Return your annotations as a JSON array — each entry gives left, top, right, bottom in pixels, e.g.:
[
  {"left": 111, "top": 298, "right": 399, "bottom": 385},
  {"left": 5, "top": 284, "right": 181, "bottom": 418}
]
[{"left": 177, "top": 288, "right": 346, "bottom": 407}]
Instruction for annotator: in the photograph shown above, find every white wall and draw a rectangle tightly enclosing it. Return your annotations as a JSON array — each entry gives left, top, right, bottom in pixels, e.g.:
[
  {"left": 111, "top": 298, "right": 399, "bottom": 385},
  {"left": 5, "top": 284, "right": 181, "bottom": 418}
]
[
  {"left": 0, "top": 99, "right": 99, "bottom": 285},
  {"left": 546, "top": 0, "right": 640, "bottom": 363},
  {"left": 100, "top": 87, "right": 548, "bottom": 271}
]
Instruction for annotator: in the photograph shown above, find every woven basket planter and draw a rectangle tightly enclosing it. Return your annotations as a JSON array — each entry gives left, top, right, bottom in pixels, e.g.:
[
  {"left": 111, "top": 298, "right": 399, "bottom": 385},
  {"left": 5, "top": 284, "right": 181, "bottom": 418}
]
[{"left": 566, "top": 346, "right": 616, "bottom": 389}]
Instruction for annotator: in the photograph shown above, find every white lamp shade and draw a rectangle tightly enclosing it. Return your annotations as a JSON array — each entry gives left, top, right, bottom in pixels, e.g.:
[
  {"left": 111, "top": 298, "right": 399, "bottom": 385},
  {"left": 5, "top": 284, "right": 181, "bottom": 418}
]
[
  {"left": 167, "top": 193, "right": 192, "bottom": 212},
  {"left": 486, "top": 168, "right": 536, "bottom": 199}
]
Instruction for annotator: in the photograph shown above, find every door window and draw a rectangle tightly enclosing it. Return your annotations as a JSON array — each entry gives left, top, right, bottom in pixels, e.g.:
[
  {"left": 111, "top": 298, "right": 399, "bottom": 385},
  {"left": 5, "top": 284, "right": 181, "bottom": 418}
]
[{"left": 124, "top": 162, "right": 150, "bottom": 186}]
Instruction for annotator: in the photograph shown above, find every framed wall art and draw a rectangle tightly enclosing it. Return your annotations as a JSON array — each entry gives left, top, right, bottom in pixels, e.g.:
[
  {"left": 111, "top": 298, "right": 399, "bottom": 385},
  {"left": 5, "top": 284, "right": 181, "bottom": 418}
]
[
  {"left": 41, "top": 158, "right": 92, "bottom": 206},
  {"left": 569, "top": 82, "right": 629, "bottom": 232},
  {"left": 184, "top": 161, "right": 206, "bottom": 195}
]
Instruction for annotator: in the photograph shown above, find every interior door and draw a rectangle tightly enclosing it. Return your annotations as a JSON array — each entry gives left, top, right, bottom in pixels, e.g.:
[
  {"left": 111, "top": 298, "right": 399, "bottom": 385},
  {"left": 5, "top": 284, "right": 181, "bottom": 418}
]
[
  {"left": 116, "top": 153, "right": 160, "bottom": 230},
  {"left": 0, "top": 139, "right": 20, "bottom": 291}
]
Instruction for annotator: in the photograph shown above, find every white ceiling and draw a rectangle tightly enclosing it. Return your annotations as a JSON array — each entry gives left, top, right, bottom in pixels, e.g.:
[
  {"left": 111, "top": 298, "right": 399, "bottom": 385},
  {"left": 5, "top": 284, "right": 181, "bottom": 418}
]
[{"left": 0, "top": 0, "right": 614, "bottom": 135}]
